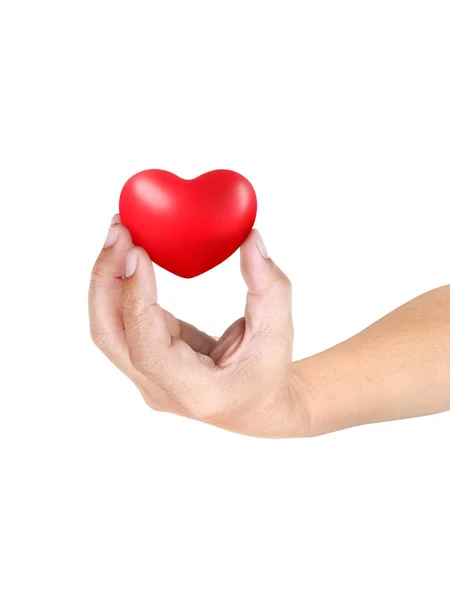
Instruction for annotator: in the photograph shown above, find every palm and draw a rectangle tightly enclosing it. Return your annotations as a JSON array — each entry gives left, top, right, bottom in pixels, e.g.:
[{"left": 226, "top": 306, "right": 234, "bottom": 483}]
[{"left": 163, "top": 309, "right": 246, "bottom": 366}]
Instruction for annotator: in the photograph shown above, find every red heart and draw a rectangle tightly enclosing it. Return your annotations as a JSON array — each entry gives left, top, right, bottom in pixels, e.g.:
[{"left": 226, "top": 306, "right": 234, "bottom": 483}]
[{"left": 119, "top": 169, "right": 257, "bottom": 278}]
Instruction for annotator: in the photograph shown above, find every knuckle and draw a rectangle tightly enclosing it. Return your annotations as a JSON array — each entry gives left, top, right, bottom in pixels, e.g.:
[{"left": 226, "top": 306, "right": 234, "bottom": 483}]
[
  {"left": 185, "top": 388, "right": 227, "bottom": 422},
  {"left": 142, "top": 396, "right": 166, "bottom": 413},
  {"left": 275, "top": 273, "right": 292, "bottom": 293},
  {"left": 90, "top": 325, "right": 112, "bottom": 353},
  {"left": 129, "top": 344, "right": 165, "bottom": 376},
  {"left": 263, "top": 270, "right": 292, "bottom": 299},
  {"left": 188, "top": 401, "right": 222, "bottom": 422},
  {"left": 122, "top": 291, "right": 146, "bottom": 318},
  {"left": 122, "top": 298, "right": 154, "bottom": 340},
  {"left": 90, "top": 268, "right": 106, "bottom": 290},
  {"left": 137, "top": 386, "right": 165, "bottom": 412},
  {"left": 90, "top": 330, "right": 122, "bottom": 361}
]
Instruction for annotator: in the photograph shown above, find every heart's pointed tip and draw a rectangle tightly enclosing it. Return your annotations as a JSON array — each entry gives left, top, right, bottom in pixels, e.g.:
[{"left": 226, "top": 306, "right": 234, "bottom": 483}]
[
  {"left": 164, "top": 269, "right": 202, "bottom": 279},
  {"left": 178, "top": 273, "right": 204, "bottom": 279}
]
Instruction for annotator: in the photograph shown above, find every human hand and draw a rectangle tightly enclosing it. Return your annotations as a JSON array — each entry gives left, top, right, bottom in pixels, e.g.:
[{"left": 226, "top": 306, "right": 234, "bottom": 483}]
[{"left": 89, "top": 215, "right": 310, "bottom": 438}]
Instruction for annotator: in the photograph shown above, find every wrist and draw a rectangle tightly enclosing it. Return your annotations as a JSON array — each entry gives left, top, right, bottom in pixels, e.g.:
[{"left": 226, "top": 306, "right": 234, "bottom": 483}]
[{"left": 290, "top": 350, "right": 361, "bottom": 437}]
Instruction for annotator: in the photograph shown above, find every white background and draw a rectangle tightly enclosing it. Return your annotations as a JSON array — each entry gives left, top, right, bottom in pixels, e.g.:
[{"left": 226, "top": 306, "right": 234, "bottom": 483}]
[{"left": 1, "top": 1, "right": 449, "bottom": 598}]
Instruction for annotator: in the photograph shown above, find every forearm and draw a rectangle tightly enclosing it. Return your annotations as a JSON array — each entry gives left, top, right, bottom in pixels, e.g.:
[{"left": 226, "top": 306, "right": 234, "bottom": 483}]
[{"left": 295, "top": 285, "right": 450, "bottom": 436}]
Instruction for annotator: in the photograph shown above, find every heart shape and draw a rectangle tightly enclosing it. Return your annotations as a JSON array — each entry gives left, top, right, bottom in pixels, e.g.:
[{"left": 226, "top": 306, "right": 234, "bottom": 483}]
[{"left": 119, "top": 169, "right": 257, "bottom": 278}]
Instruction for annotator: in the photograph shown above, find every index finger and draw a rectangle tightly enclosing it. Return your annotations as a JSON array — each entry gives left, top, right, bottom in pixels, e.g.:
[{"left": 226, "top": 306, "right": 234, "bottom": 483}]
[{"left": 121, "top": 246, "right": 208, "bottom": 388}]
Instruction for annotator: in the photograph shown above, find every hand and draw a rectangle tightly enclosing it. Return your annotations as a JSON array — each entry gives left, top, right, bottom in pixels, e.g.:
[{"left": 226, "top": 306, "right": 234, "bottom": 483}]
[{"left": 89, "top": 215, "right": 311, "bottom": 438}]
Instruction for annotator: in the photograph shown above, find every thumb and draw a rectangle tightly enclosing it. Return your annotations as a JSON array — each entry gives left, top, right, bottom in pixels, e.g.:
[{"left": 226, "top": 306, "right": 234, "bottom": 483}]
[{"left": 240, "top": 229, "right": 293, "bottom": 337}]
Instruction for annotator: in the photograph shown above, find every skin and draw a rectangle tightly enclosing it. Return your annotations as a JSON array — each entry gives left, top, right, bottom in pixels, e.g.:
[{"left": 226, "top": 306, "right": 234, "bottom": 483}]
[{"left": 89, "top": 215, "right": 450, "bottom": 438}]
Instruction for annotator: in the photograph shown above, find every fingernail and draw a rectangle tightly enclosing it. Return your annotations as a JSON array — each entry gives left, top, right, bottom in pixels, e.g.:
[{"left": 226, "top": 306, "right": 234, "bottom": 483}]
[
  {"left": 255, "top": 231, "right": 269, "bottom": 259},
  {"left": 125, "top": 250, "right": 138, "bottom": 277},
  {"left": 111, "top": 213, "right": 121, "bottom": 225},
  {"left": 103, "top": 227, "right": 118, "bottom": 248}
]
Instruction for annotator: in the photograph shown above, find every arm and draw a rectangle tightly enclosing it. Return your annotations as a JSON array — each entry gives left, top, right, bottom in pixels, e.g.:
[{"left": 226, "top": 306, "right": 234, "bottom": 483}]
[{"left": 294, "top": 285, "right": 450, "bottom": 435}]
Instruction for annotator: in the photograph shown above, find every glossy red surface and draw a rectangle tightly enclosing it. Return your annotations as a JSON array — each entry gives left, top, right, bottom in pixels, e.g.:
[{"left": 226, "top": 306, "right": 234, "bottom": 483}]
[{"left": 119, "top": 169, "right": 257, "bottom": 278}]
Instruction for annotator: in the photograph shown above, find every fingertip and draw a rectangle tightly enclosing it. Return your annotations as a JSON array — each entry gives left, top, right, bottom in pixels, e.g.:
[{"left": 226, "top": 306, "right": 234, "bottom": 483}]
[
  {"left": 125, "top": 248, "right": 138, "bottom": 277},
  {"left": 240, "top": 228, "right": 269, "bottom": 259},
  {"left": 240, "top": 228, "right": 256, "bottom": 266},
  {"left": 93, "top": 223, "right": 135, "bottom": 280},
  {"left": 124, "top": 246, "right": 158, "bottom": 303},
  {"left": 254, "top": 229, "right": 269, "bottom": 259},
  {"left": 103, "top": 226, "right": 119, "bottom": 248},
  {"left": 125, "top": 246, "right": 152, "bottom": 278},
  {"left": 240, "top": 229, "right": 270, "bottom": 292},
  {"left": 102, "top": 222, "right": 133, "bottom": 250},
  {"left": 240, "top": 228, "right": 258, "bottom": 249},
  {"left": 127, "top": 245, "right": 153, "bottom": 267}
]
